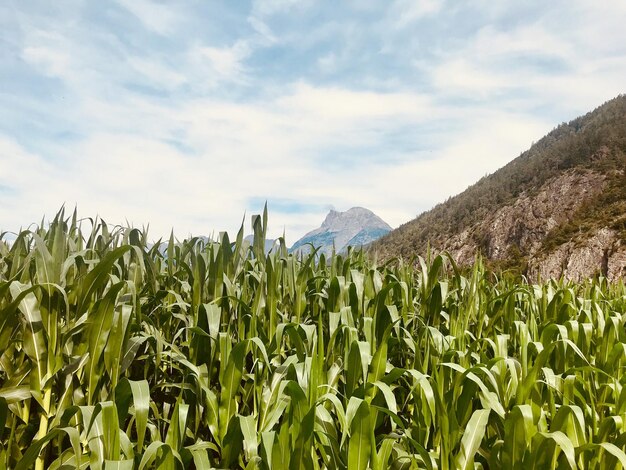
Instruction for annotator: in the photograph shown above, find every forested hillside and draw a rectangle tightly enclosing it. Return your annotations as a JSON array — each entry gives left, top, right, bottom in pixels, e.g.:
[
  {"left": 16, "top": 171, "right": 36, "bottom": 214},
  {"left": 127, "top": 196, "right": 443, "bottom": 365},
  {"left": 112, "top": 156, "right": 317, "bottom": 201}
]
[{"left": 373, "top": 95, "right": 626, "bottom": 279}]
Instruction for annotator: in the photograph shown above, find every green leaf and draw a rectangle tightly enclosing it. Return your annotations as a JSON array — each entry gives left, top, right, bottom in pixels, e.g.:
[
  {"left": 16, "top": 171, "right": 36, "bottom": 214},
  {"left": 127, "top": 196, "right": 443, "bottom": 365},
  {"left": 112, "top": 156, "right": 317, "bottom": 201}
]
[
  {"left": 115, "top": 378, "right": 150, "bottom": 450},
  {"left": 100, "top": 401, "right": 121, "bottom": 461},
  {"left": 531, "top": 431, "right": 577, "bottom": 469},
  {"left": 374, "top": 437, "right": 395, "bottom": 470},
  {"left": 138, "top": 441, "right": 175, "bottom": 470},
  {"left": 103, "top": 460, "right": 134, "bottom": 470},
  {"left": 289, "top": 407, "right": 315, "bottom": 470},
  {"left": 16, "top": 427, "right": 81, "bottom": 470},
  {"left": 455, "top": 409, "right": 490, "bottom": 470},
  {"left": 348, "top": 400, "right": 372, "bottom": 470},
  {"left": 240, "top": 414, "right": 258, "bottom": 460},
  {"left": 260, "top": 431, "right": 275, "bottom": 470},
  {"left": 219, "top": 340, "right": 247, "bottom": 442},
  {"left": 186, "top": 441, "right": 214, "bottom": 469},
  {"left": 165, "top": 400, "right": 189, "bottom": 451},
  {"left": 77, "top": 246, "right": 133, "bottom": 314},
  {"left": 502, "top": 405, "right": 535, "bottom": 469},
  {"left": 9, "top": 282, "right": 47, "bottom": 389},
  {"left": 0, "top": 397, "right": 6, "bottom": 441},
  {"left": 368, "top": 325, "right": 391, "bottom": 383}
]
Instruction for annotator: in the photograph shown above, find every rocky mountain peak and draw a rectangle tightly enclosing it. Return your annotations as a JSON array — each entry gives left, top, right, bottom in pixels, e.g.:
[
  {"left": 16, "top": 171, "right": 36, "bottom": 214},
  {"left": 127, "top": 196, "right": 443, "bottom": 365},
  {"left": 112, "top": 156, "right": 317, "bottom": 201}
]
[
  {"left": 320, "top": 207, "right": 391, "bottom": 231},
  {"left": 291, "top": 207, "right": 392, "bottom": 256}
]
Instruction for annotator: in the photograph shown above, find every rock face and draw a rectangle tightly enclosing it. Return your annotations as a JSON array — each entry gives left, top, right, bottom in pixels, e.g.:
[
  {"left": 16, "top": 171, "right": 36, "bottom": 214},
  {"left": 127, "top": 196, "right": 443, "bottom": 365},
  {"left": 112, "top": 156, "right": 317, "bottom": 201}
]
[
  {"left": 372, "top": 95, "right": 626, "bottom": 281},
  {"left": 530, "top": 228, "right": 625, "bottom": 281},
  {"left": 291, "top": 207, "right": 392, "bottom": 256},
  {"left": 438, "top": 170, "right": 626, "bottom": 280},
  {"left": 440, "top": 170, "right": 605, "bottom": 263}
]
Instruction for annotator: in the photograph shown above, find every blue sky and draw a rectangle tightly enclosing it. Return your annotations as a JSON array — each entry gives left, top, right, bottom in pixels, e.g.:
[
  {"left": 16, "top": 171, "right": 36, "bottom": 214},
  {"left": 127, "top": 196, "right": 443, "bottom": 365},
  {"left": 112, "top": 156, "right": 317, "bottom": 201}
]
[{"left": 1, "top": 0, "right": 625, "bottom": 242}]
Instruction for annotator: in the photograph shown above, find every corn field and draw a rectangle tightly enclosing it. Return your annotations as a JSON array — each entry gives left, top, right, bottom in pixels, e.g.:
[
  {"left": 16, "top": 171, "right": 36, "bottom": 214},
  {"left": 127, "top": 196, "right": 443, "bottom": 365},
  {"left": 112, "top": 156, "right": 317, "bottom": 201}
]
[{"left": 0, "top": 209, "right": 625, "bottom": 469}]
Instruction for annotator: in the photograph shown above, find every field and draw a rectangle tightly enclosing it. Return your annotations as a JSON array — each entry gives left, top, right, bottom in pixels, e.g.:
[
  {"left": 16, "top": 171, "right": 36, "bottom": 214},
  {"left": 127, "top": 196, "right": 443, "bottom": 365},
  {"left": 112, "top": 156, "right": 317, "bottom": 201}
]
[{"left": 1, "top": 209, "right": 625, "bottom": 469}]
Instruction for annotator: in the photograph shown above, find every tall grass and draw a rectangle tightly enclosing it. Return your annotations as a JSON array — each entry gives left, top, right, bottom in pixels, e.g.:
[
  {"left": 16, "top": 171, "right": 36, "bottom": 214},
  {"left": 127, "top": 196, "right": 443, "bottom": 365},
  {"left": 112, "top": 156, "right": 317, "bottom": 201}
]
[{"left": 0, "top": 208, "right": 625, "bottom": 469}]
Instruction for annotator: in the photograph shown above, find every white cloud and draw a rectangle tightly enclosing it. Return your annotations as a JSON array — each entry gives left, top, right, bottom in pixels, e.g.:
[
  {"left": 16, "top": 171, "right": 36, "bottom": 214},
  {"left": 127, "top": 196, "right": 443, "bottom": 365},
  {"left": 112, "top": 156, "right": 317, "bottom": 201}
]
[
  {"left": 0, "top": 80, "right": 434, "bottom": 240},
  {"left": 427, "top": 24, "right": 570, "bottom": 99},
  {"left": 469, "top": 24, "right": 572, "bottom": 61},
  {"left": 431, "top": 59, "right": 510, "bottom": 97},
  {"left": 20, "top": 30, "right": 72, "bottom": 78},
  {"left": 317, "top": 52, "right": 337, "bottom": 73},
  {"left": 425, "top": 5, "right": 626, "bottom": 109},
  {"left": 126, "top": 56, "right": 187, "bottom": 90},
  {"left": 114, "top": 0, "right": 183, "bottom": 35},
  {"left": 251, "top": 0, "right": 309, "bottom": 16},
  {"left": 189, "top": 41, "right": 251, "bottom": 83},
  {"left": 0, "top": 136, "right": 68, "bottom": 231},
  {"left": 366, "top": 112, "right": 553, "bottom": 227},
  {"left": 247, "top": 17, "right": 278, "bottom": 44},
  {"left": 276, "top": 82, "right": 431, "bottom": 121},
  {"left": 392, "top": 0, "right": 443, "bottom": 27},
  {"left": 21, "top": 46, "right": 70, "bottom": 78}
]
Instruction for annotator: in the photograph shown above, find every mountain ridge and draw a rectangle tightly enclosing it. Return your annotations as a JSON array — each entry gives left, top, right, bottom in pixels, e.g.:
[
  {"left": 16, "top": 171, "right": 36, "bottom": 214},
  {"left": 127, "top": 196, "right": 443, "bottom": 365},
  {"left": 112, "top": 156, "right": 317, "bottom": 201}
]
[{"left": 372, "top": 95, "right": 626, "bottom": 280}]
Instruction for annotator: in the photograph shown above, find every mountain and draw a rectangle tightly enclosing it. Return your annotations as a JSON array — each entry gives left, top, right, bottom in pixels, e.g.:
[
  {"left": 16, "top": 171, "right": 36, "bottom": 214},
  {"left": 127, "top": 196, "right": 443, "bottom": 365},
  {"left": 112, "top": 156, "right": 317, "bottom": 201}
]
[
  {"left": 291, "top": 207, "right": 392, "bottom": 256},
  {"left": 372, "top": 95, "right": 626, "bottom": 281},
  {"left": 244, "top": 235, "right": 277, "bottom": 255}
]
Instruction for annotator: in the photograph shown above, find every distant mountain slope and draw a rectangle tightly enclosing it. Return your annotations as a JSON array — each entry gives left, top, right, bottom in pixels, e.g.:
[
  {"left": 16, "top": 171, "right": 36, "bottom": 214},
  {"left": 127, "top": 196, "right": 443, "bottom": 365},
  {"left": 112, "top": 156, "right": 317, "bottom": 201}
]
[
  {"left": 244, "top": 235, "right": 277, "bottom": 255},
  {"left": 372, "top": 95, "right": 626, "bottom": 280},
  {"left": 291, "top": 207, "right": 392, "bottom": 256}
]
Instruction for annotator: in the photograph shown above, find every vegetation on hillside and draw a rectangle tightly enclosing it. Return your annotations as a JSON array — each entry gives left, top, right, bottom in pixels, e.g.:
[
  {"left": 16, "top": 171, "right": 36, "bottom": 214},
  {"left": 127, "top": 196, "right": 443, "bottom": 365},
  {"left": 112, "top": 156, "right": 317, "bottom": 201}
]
[
  {"left": 540, "top": 169, "right": 626, "bottom": 254},
  {"left": 1, "top": 209, "right": 626, "bottom": 468},
  {"left": 374, "top": 95, "right": 626, "bottom": 260}
]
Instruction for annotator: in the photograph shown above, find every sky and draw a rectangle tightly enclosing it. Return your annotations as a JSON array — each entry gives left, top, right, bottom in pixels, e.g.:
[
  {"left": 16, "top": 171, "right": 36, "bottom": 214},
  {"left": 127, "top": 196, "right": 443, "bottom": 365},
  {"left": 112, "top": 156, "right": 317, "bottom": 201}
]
[{"left": 1, "top": 1, "right": 625, "bottom": 243}]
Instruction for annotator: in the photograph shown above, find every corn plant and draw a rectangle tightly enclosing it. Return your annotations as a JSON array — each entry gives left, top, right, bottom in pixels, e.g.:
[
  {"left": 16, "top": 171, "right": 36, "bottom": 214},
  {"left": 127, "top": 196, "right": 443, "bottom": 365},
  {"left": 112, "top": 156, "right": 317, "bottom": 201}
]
[{"left": 0, "top": 207, "right": 625, "bottom": 469}]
